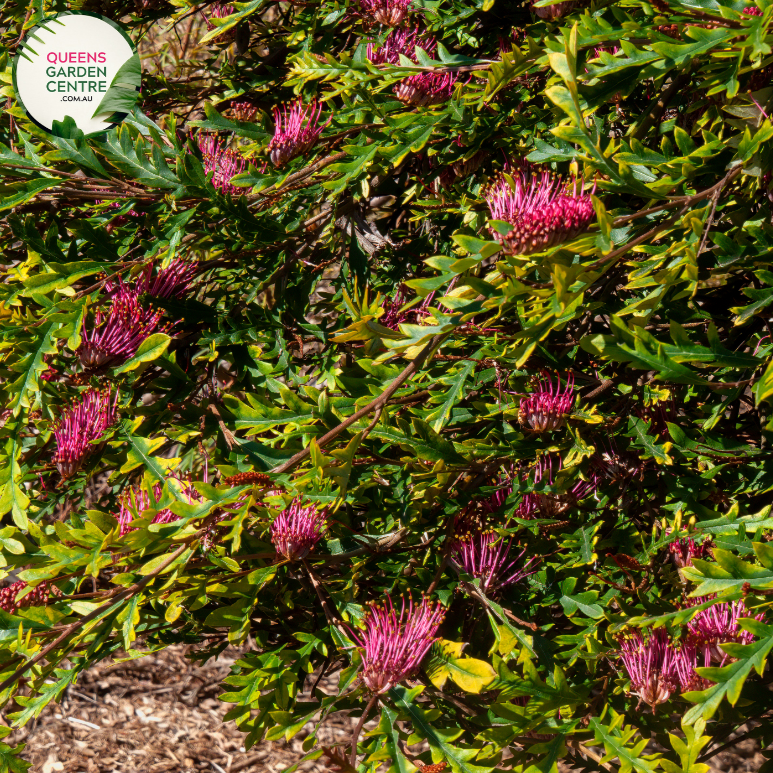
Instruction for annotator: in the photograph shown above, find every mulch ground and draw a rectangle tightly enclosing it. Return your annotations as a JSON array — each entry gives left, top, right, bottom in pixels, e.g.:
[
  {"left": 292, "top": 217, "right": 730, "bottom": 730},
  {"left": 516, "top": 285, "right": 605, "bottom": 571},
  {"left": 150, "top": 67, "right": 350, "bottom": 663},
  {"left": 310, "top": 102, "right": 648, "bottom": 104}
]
[
  {"left": 11, "top": 645, "right": 356, "bottom": 773},
  {"left": 5, "top": 645, "right": 766, "bottom": 773}
]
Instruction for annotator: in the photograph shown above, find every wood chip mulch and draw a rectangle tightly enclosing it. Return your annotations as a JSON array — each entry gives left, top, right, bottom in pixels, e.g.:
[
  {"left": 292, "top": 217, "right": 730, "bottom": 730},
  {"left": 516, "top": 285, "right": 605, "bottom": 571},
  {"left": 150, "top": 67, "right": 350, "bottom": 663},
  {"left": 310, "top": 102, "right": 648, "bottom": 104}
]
[{"left": 8, "top": 645, "right": 356, "bottom": 773}]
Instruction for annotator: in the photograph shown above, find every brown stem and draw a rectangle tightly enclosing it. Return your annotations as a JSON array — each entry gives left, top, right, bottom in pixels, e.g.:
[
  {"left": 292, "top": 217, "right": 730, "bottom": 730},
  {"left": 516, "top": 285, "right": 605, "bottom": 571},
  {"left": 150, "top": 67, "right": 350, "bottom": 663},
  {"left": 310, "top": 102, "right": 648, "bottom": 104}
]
[
  {"left": 271, "top": 333, "right": 447, "bottom": 475},
  {"left": 301, "top": 558, "right": 344, "bottom": 633},
  {"left": 350, "top": 694, "right": 378, "bottom": 767}
]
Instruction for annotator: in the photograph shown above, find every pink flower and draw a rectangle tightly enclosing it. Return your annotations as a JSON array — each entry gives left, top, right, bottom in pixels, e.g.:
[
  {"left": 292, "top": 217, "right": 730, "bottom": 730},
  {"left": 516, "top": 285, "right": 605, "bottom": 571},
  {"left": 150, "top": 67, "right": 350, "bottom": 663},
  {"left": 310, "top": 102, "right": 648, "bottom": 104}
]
[
  {"left": 79, "top": 258, "right": 196, "bottom": 370},
  {"left": 367, "top": 26, "right": 436, "bottom": 65},
  {"left": 394, "top": 72, "right": 458, "bottom": 107},
  {"left": 668, "top": 534, "right": 712, "bottom": 569},
  {"left": 267, "top": 100, "right": 328, "bottom": 168},
  {"left": 0, "top": 581, "right": 61, "bottom": 614},
  {"left": 517, "top": 455, "right": 599, "bottom": 519},
  {"left": 202, "top": 2, "right": 235, "bottom": 30},
  {"left": 116, "top": 478, "right": 189, "bottom": 536},
  {"left": 450, "top": 514, "right": 537, "bottom": 594},
  {"left": 349, "top": 594, "right": 445, "bottom": 694},
  {"left": 688, "top": 598, "right": 764, "bottom": 664},
  {"left": 197, "top": 133, "right": 249, "bottom": 195},
  {"left": 380, "top": 286, "right": 433, "bottom": 330},
  {"left": 230, "top": 101, "right": 259, "bottom": 122},
  {"left": 358, "top": 0, "right": 412, "bottom": 26},
  {"left": 104, "top": 257, "right": 197, "bottom": 303},
  {"left": 270, "top": 498, "right": 328, "bottom": 560},
  {"left": 52, "top": 387, "right": 119, "bottom": 479},
  {"left": 743, "top": 5, "right": 763, "bottom": 14},
  {"left": 618, "top": 629, "right": 705, "bottom": 708},
  {"left": 78, "top": 294, "right": 165, "bottom": 369},
  {"left": 531, "top": 0, "right": 577, "bottom": 20},
  {"left": 484, "top": 164, "right": 595, "bottom": 255},
  {"left": 518, "top": 371, "right": 574, "bottom": 433}
]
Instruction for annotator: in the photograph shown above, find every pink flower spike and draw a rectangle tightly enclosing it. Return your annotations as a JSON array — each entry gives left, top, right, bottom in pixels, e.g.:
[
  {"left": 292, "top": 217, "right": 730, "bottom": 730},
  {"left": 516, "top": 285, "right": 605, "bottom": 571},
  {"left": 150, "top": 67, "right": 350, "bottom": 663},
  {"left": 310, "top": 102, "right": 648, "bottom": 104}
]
[
  {"left": 52, "top": 387, "right": 119, "bottom": 479},
  {"left": 617, "top": 628, "right": 679, "bottom": 708},
  {"left": 517, "top": 455, "right": 600, "bottom": 520},
  {"left": 484, "top": 163, "right": 595, "bottom": 255},
  {"left": 0, "top": 581, "right": 61, "bottom": 614},
  {"left": 197, "top": 133, "right": 249, "bottom": 195},
  {"left": 116, "top": 479, "right": 183, "bottom": 536},
  {"left": 268, "top": 99, "right": 328, "bottom": 168},
  {"left": 394, "top": 72, "right": 458, "bottom": 107},
  {"left": 519, "top": 371, "right": 574, "bottom": 433},
  {"left": 81, "top": 258, "right": 197, "bottom": 370},
  {"left": 78, "top": 294, "right": 165, "bottom": 369},
  {"left": 668, "top": 533, "right": 712, "bottom": 569},
  {"left": 367, "top": 27, "right": 436, "bottom": 65},
  {"left": 380, "top": 285, "right": 434, "bottom": 330},
  {"left": 231, "top": 101, "right": 259, "bottom": 122},
  {"left": 358, "top": 0, "right": 412, "bottom": 26},
  {"left": 450, "top": 515, "right": 537, "bottom": 595},
  {"left": 202, "top": 2, "right": 235, "bottom": 30},
  {"left": 349, "top": 593, "right": 445, "bottom": 694},
  {"left": 688, "top": 598, "right": 764, "bottom": 664},
  {"left": 270, "top": 498, "right": 329, "bottom": 561}
]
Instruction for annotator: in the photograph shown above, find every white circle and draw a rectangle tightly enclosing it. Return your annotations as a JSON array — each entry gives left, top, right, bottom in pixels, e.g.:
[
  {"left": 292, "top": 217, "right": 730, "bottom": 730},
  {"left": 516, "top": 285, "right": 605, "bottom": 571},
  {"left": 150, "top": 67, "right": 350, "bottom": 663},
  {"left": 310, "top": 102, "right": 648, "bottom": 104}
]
[{"left": 15, "top": 14, "right": 137, "bottom": 135}]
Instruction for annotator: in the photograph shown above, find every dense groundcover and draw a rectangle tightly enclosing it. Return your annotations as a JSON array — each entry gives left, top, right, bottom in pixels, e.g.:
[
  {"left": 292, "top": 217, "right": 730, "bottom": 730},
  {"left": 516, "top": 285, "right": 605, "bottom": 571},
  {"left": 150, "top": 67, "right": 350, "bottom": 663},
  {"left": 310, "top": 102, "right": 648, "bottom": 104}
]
[{"left": 2, "top": 0, "right": 773, "bottom": 769}]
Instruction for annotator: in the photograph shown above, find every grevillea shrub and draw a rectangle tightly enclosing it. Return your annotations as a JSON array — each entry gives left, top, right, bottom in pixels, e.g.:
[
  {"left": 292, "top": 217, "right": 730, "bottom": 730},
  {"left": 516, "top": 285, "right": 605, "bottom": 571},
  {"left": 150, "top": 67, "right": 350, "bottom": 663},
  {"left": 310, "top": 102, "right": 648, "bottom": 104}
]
[{"left": 3, "top": 0, "right": 773, "bottom": 769}]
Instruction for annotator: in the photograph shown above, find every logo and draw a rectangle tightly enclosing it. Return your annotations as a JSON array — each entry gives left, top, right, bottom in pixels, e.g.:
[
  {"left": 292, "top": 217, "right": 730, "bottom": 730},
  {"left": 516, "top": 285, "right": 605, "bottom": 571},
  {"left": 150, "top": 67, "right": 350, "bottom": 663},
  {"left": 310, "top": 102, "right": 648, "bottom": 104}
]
[{"left": 13, "top": 11, "right": 141, "bottom": 137}]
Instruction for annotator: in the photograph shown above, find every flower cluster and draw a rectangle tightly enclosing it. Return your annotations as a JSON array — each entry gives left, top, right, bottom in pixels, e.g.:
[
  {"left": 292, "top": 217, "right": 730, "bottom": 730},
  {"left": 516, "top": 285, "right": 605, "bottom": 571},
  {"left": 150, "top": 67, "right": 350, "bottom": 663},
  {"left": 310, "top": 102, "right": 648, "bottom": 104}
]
[
  {"left": 0, "top": 581, "right": 61, "bottom": 614},
  {"left": 350, "top": 594, "right": 445, "bottom": 694},
  {"left": 198, "top": 133, "right": 249, "bottom": 195},
  {"left": 270, "top": 498, "right": 329, "bottom": 560},
  {"left": 450, "top": 513, "right": 536, "bottom": 595},
  {"left": 617, "top": 628, "right": 708, "bottom": 709},
  {"left": 52, "top": 387, "right": 119, "bottom": 479},
  {"left": 688, "top": 598, "right": 764, "bottom": 664},
  {"left": 484, "top": 164, "right": 595, "bottom": 255},
  {"left": 268, "top": 100, "right": 328, "bottom": 168},
  {"left": 358, "top": 0, "right": 412, "bottom": 26},
  {"left": 518, "top": 371, "right": 574, "bottom": 433},
  {"left": 79, "top": 258, "right": 196, "bottom": 370}
]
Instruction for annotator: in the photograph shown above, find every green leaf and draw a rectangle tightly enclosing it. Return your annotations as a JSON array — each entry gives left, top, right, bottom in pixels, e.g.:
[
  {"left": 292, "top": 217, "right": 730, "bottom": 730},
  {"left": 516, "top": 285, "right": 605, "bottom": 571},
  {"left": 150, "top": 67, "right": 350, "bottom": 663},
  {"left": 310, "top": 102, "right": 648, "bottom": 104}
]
[
  {"left": 425, "top": 640, "right": 497, "bottom": 693},
  {"left": 113, "top": 333, "right": 171, "bottom": 374},
  {"left": 589, "top": 709, "right": 659, "bottom": 772},
  {"left": 683, "top": 622, "right": 773, "bottom": 723},
  {"left": 427, "top": 359, "right": 476, "bottom": 432},
  {"left": 92, "top": 53, "right": 141, "bottom": 119},
  {"left": 388, "top": 686, "right": 495, "bottom": 773},
  {"left": 0, "top": 178, "right": 60, "bottom": 212},
  {"left": 375, "top": 705, "right": 418, "bottom": 773}
]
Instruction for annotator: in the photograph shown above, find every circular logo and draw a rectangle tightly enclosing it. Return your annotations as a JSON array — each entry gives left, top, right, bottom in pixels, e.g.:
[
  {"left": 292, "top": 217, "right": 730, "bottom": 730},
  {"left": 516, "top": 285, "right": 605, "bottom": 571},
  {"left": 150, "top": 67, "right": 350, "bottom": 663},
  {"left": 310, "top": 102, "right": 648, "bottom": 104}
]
[{"left": 13, "top": 12, "right": 141, "bottom": 137}]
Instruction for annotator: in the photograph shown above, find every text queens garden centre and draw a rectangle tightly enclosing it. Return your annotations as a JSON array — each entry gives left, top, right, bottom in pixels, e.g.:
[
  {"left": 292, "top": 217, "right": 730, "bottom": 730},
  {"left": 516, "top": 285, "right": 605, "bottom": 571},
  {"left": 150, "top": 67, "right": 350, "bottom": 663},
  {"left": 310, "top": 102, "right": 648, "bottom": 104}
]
[
  {"left": 46, "top": 52, "right": 108, "bottom": 98},
  {"left": 13, "top": 13, "right": 139, "bottom": 135}
]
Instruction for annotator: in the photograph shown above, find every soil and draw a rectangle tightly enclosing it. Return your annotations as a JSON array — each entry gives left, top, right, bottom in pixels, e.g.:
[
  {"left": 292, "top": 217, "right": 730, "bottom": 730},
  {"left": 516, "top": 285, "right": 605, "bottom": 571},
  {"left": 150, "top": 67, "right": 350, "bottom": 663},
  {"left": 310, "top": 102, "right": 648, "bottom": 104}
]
[{"left": 7, "top": 646, "right": 767, "bottom": 773}]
